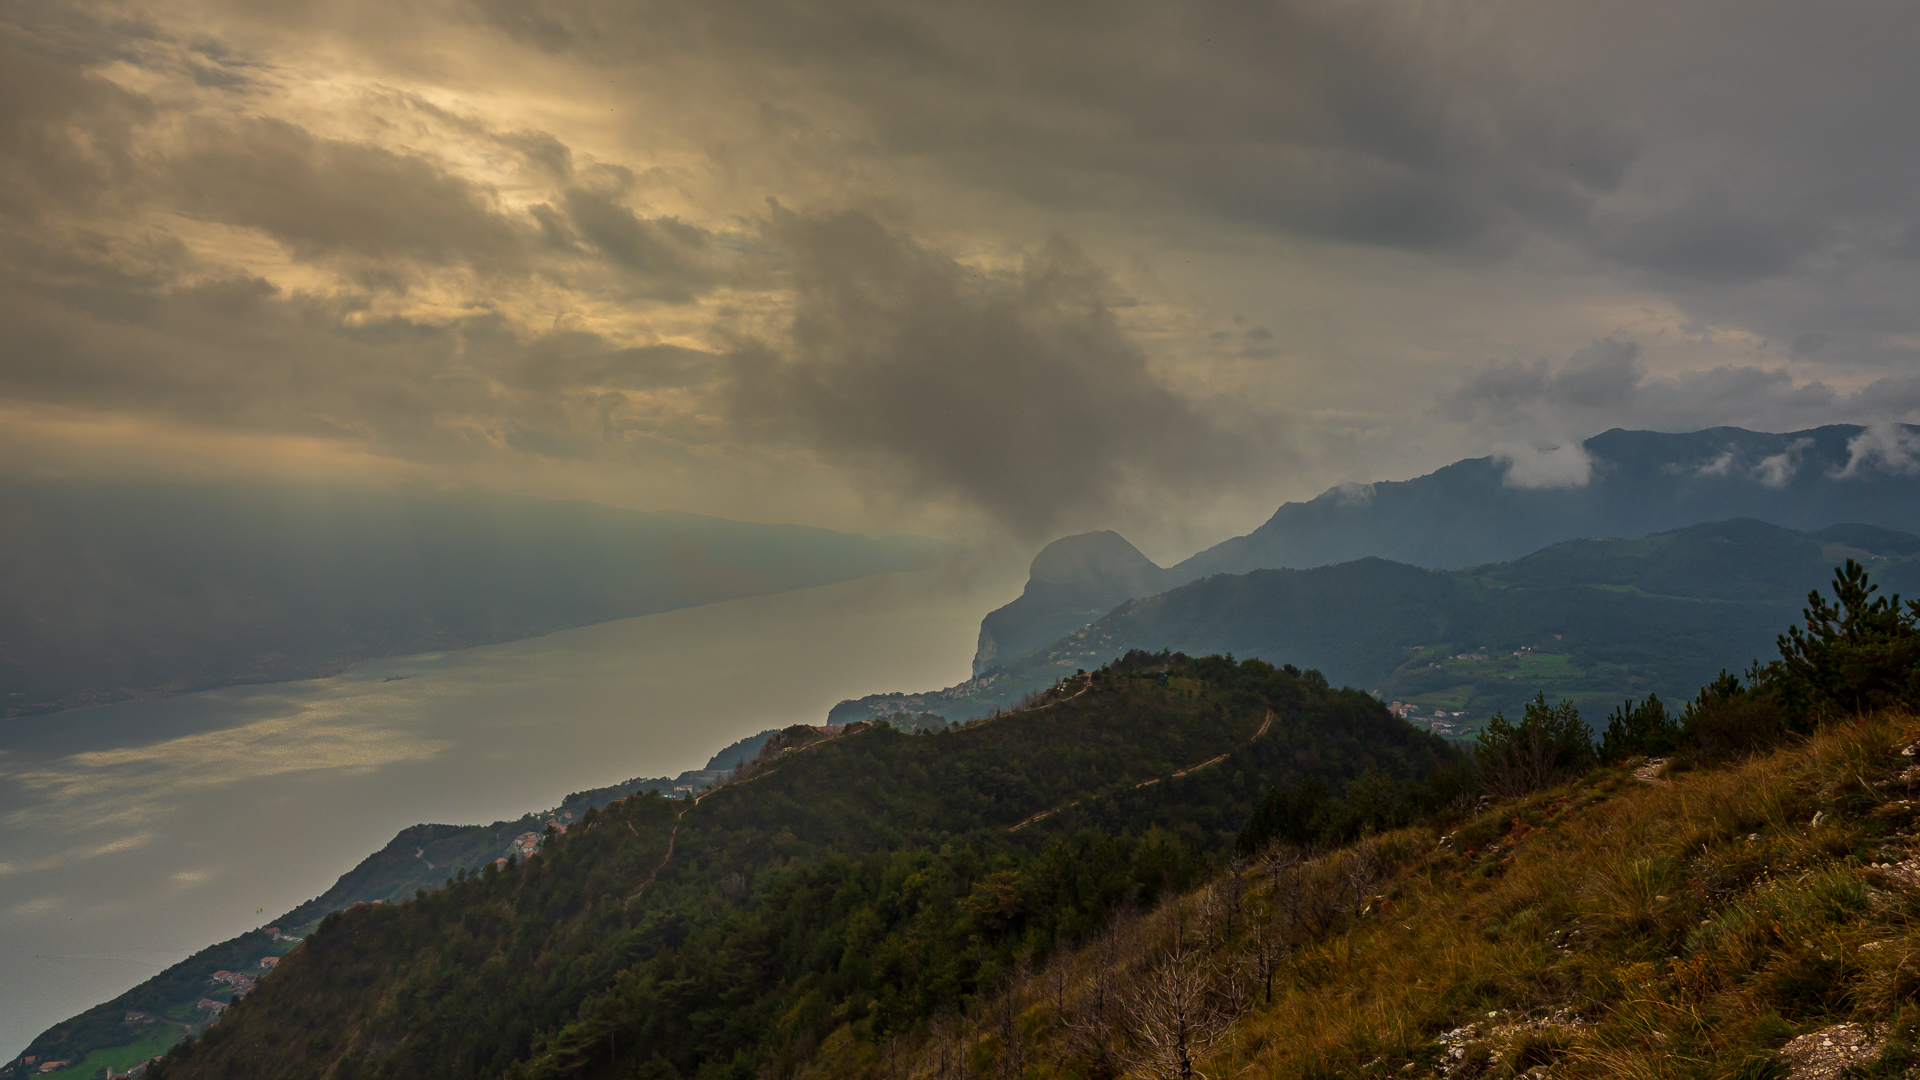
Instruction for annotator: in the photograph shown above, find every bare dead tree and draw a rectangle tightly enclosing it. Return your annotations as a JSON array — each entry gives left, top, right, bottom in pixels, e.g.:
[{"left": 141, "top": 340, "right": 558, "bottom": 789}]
[
  {"left": 882, "top": 1032, "right": 905, "bottom": 1080},
  {"left": 1344, "top": 842, "right": 1384, "bottom": 919},
  {"left": 1250, "top": 846, "right": 1303, "bottom": 1005},
  {"left": 1118, "top": 908, "right": 1248, "bottom": 1080},
  {"left": 1256, "top": 844, "right": 1297, "bottom": 907},
  {"left": 1203, "top": 857, "right": 1248, "bottom": 949},
  {"left": 1064, "top": 917, "right": 1128, "bottom": 1076},
  {"left": 922, "top": 1008, "right": 959, "bottom": 1080},
  {"left": 1043, "top": 949, "right": 1077, "bottom": 1017},
  {"left": 1257, "top": 841, "right": 1329, "bottom": 935},
  {"left": 993, "top": 956, "right": 1032, "bottom": 1078}
]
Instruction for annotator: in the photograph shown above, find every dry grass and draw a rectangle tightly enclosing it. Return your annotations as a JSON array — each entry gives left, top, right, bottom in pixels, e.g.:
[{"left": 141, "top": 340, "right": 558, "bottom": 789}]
[{"left": 866, "top": 711, "right": 1920, "bottom": 1080}]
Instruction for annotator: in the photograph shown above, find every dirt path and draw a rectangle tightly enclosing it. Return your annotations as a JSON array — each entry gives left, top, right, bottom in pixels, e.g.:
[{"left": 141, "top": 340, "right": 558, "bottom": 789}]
[
  {"left": 655, "top": 680, "right": 1248, "bottom": 879},
  {"left": 1011, "top": 708, "right": 1275, "bottom": 832},
  {"left": 621, "top": 817, "right": 680, "bottom": 911},
  {"left": 1171, "top": 753, "right": 1230, "bottom": 778},
  {"left": 968, "top": 671, "right": 1096, "bottom": 729}
]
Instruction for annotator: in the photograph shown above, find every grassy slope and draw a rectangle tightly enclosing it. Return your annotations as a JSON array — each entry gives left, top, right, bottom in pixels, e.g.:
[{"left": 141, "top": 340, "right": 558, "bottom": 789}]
[{"left": 883, "top": 712, "right": 1920, "bottom": 1079}]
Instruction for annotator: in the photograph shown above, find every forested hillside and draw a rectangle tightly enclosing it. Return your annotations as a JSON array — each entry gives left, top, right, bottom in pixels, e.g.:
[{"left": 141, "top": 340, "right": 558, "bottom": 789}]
[
  {"left": 835, "top": 519, "right": 1920, "bottom": 729},
  {"left": 102, "top": 655, "right": 1456, "bottom": 1080},
  {"left": 12, "top": 770, "right": 726, "bottom": 1075}
]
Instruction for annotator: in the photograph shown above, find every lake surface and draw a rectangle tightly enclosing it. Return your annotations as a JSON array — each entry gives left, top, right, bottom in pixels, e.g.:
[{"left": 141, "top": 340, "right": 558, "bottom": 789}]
[{"left": 0, "top": 558, "right": 1023, "bottom": 1060}]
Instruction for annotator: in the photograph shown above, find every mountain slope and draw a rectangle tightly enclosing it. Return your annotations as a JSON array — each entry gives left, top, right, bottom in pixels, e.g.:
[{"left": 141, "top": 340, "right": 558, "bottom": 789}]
[
  {"left": 99, "top": 657, "right": 1456, "bottom": 1080},
  {"left": 0, "top": 478, "right": 946, "bottom": 716},
  {"left": 1177, "top": 424, "right": 1920, "bottom": 577},
  {"left": 972, "top": 424, "right": 1920, "bottom": 676},
  {"left": 9, "top": 769, "right": 728, "bottom": 1075},
  {"left": 881, "top": 711, "right": 1920, "bottom": 1080},
  {"left": 834, "top": 519, "right": 1920, "bottom": 728},
  {"left": 971, "top": 531, "right": 1174, "bottom": 676}
]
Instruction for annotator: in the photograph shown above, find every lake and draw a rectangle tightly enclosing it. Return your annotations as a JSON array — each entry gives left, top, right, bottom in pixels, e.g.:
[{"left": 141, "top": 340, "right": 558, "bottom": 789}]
[{"left": 0, "top": 557, "right": 1023, "bottom": 1060}]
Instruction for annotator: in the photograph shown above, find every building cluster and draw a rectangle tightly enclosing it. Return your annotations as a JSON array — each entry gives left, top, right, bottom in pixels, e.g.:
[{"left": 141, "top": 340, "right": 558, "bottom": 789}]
[
  {"left": 669, "top": 768, "right": 733, "bottom": 799},
  {"left": 208, "top": 969, "right": 257, "bottom": 995},
  {"left": 1387, "top": 701, "right": 1469, "bottom": 736}
]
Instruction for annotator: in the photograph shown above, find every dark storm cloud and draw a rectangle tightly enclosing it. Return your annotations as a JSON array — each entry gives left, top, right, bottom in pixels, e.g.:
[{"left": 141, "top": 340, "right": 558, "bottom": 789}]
[
  {"left": 1444, "top": 337, "right": 1918, "bottom": 440},
  {"left": 466, "top": 0, "right": 1635, "bottom": 257},
  {"left": 1446, "top": 339, "right": 1644, "bottom": 423},
  {"left": 168, "top": 116, "right": 527, "bottom": 270},
  {"left": 557, "top": 188, "right": 729, "bottom": 300},
  {"left": 497, "top": 129, "right": 573, "bottom": 180},
  {"left": 0, "top": 41, "right": 151, "bottom": 221},
  {"left": 5, "top": 0, "right": 1920, "bottom": 534},
  {"left": 726, "top": 209, "right": 1250, "bottom": 536},
  {"left": 1595, "top": 194, "right": 1821, "bottom": 283}
]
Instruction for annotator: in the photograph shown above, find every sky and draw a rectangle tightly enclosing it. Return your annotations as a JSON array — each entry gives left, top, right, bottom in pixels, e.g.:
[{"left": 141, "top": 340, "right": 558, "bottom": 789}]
[{"left": 6, "top": 0, "right": 1920, "bottom": 562}]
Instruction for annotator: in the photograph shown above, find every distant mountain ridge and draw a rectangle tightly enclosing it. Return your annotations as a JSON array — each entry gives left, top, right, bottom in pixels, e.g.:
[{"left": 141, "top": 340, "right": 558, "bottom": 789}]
[
  {"left": 973, "top": 424, "right": 1920, "bottom": 675},
  {"left": 837, "top": 518, "right": 1920, "bottom": 728}
]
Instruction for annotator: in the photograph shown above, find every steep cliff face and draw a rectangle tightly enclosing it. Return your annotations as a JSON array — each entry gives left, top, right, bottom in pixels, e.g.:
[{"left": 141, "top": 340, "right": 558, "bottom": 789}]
[{"left": 971, "top": 530, "right": 1173, "bottom": 675}]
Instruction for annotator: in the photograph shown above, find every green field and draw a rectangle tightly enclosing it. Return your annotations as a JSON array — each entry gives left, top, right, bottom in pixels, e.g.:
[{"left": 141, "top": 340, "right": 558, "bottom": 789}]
[
  {"left": 1381, "top": 643, "right": 1667, "bottom": 737},
  {"left": 43, "top": 1030, "right": 176, "bottom": 1080}
]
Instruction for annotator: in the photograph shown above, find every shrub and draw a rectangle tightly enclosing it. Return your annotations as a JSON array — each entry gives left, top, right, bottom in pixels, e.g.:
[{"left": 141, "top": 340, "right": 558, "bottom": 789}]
[
  {"left": 1681, "top": 669, "right": 1792, "bottom": 763},
  {"left": 1777, "top": 559, "right": 1920, "bottom": 721},
  {"left": 1475, "top": 695, "right": 1596, "bottom": 798},
  {"left": 1600, "top": 693, "right": 1682, "bottom": 761}
]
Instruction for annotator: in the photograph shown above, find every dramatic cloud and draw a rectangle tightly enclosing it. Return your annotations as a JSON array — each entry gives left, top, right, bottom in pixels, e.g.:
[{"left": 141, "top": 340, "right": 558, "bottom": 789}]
[
  {"left": 728, "top": 210, "right": 1250, "bottom": 536},
  {"left": 1837, "top": 425, "right": 1920, "bottom": 479},
  {"left": 1754, "top": 438, "right": 1812, "bottom": 489},
  {"left": 1496, "top": 442, "right": 1594, "bottom": 489},
  {"left": 1444, "top": 336, "right": 1914, "bottom": 461},
  {"left": 167, "top": 117, "right": 528, "bottom": 270},
  {"left": 2, "top": 0, "right": 1919, "bottom": 546}
]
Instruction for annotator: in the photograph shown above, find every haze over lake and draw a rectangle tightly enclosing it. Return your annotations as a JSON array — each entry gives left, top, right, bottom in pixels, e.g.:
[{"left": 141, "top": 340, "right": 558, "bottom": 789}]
[{"left": 0, "top": 560, "right": 1021, "bottom": 1059}]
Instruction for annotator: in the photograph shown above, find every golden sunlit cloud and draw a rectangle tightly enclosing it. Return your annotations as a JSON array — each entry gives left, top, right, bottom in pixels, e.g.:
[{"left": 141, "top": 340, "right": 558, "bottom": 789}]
[{"left": 2, "top": 0, "right": 1917, "bottom": 548}]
